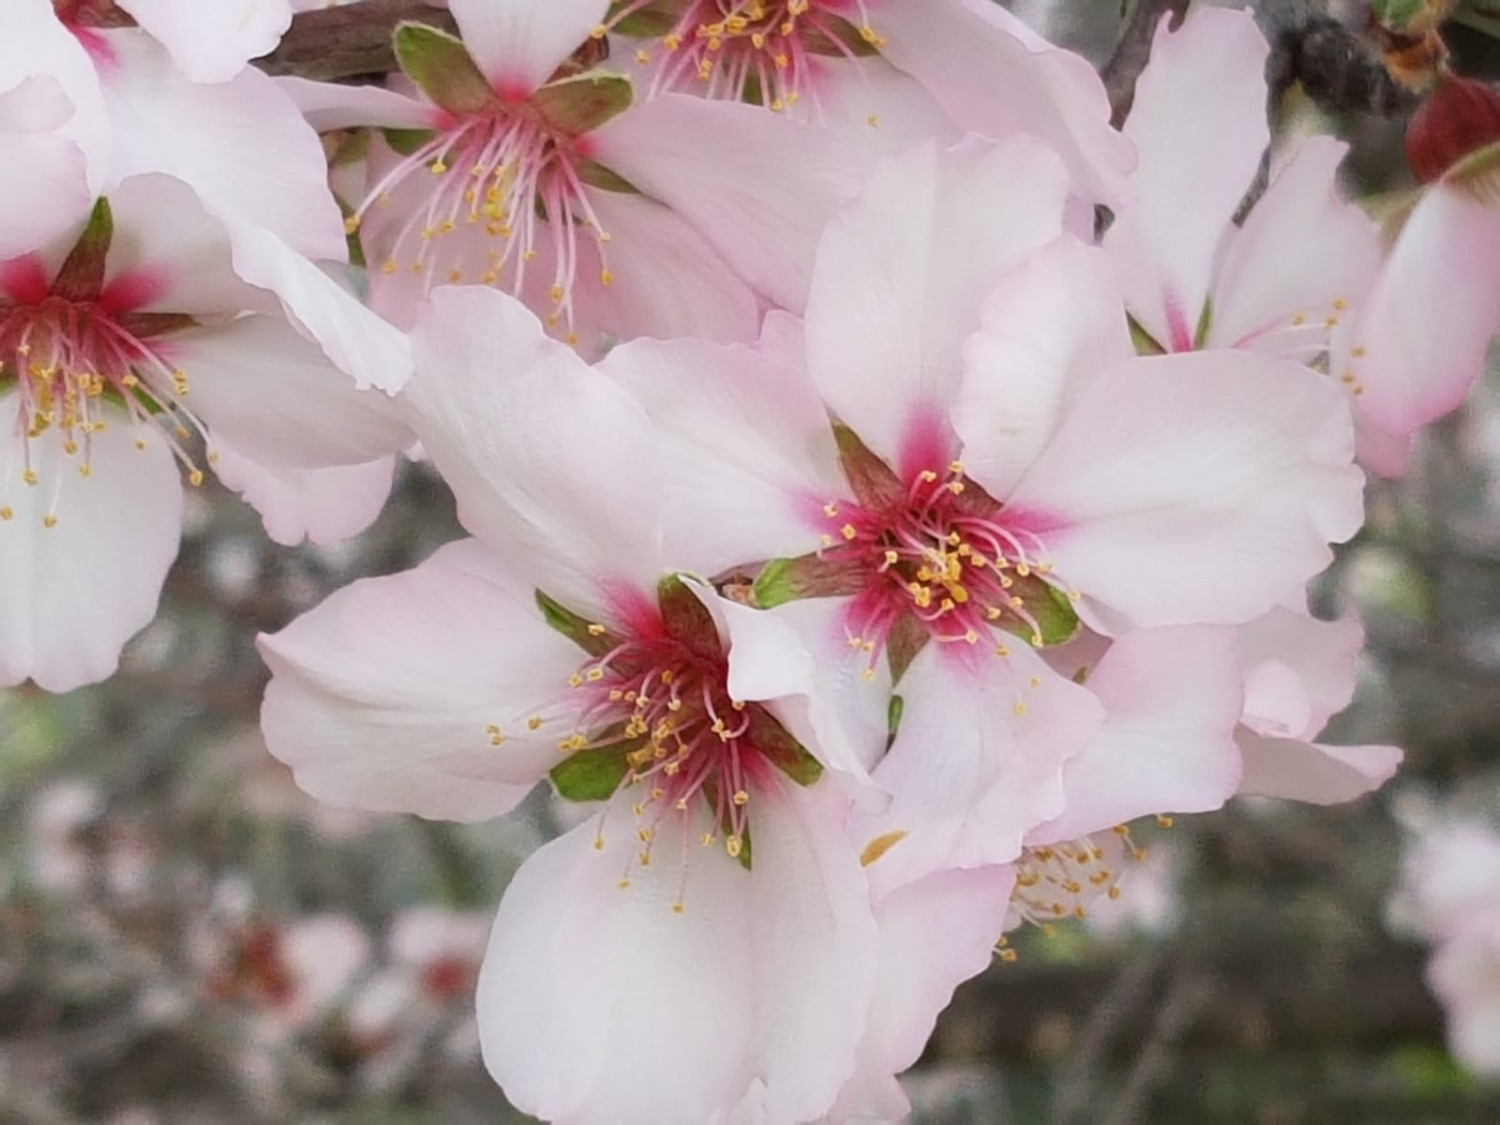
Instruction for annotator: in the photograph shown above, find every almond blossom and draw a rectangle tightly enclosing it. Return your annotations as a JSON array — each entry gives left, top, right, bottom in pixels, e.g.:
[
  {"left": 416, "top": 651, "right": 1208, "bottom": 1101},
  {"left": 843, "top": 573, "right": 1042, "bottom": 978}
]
[
  {"left": 615, "top": 136, "right": 1365, "bottom": 896},
  {"left": 259, "top": 287, "right": 886, "bottom": 1124},
  {"left": 0, "top": 171, "right": 411, "bottom": 692},
  {"left": 282, "top": 0, "right": 871, "bottom": 347},
  {"left": 56, "top": 0, "right": 294, "bottom": 83}
]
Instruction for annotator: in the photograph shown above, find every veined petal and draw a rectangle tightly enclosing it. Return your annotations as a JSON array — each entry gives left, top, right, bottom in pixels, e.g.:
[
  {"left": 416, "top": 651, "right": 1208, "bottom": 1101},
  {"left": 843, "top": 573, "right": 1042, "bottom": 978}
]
[
  {"left": 853, "top": 641, "right": 1103, "bottom": 898},
  {"left": 258, "top": 538, "right": 581, "bottom": 821},
  {"left": 405, "top": 286, "right": 665, "bottom": 626},
  {"left": 1003, "top": 351, "right": 1365, "bottom": 627},
  {"left": 1207, "top": 136, "right": 1381, "bottom": 354},
  {"left": 955, "top": 236, "right": 1133, "bottom": 497},
  {"left": 1027, "top": 626, "right": 1244, "bottom": 843},
  {"left": 448, "top": 0, "right": 610, "bottom": 98},
  {"left": 601, "top": 332, "right": 842, "bottom": 576},
  {"left": 0, "top": 393, "right": 181, "bottom": 692},
  {"left": 871, "top": 0, "right": 1133, "bottom": 206},
  {"left": 1103, "top": 8, "right": 1270, "bottom": 351},
  {"left": 210, "top": 439, "right": 394, "bottom": 547},
  {"left": 99, "top": 30, "right": 347, "bottom": 261},
  {"left": 1236, "top": 732, "right": 1403, "bottom": 805},
  {"left": 477, "top": 779, "right": 875, "bottom": 1124},
  {"left": 115, "top": 0, "right": 292, "bottom": 83},
  {"left": 805, "top": 135, "right": 1069, "bottom": 479},
  {"left": 587, "top": 93, "right": 870, "bottom": 313},
  {"left": 0, "top": 76, "right": 93, "bottom": 261}
]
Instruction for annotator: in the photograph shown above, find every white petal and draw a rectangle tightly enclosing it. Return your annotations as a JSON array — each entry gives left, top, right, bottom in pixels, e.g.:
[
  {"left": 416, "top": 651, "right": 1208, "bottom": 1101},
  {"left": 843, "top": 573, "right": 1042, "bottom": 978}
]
[
  {"left": 448, "top": 0, "right": 610, "bottom": 96},
  {"left": 1237, "top": 607, "right": 1363, "bottom": 740},
  {"left": 210, "top": 437, "right": 394, "bottom": 547},
  {"left": 116, "top": 0, "right": 292, "bottom": 83},
  {"left": 1236, "top": 732, "right": 1402, "bottom": 805},
  {"left": 0, "top": 395, "right": 181, "bottom": 691},
  {"left": 258, "top": 538, "right": 583, "bottom": 821},
  {"left": 0, "top": 76, "right": 92, "bottom": 261}
]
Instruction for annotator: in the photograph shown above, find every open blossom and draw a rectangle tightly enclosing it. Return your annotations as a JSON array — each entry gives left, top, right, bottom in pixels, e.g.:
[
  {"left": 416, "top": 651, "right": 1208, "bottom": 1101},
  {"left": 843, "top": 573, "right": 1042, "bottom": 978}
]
[
  {"left": 600, "top": 0, "right": 1133, "bottom": 205},
  {"left": 0, "top": 171, "right": 411, "bottom": 692},
  {"left": 259, "top": 287, "right": 887, "bottom": 1124},
  {"left": 613, "top": 136, "right": 1365, "bottom": 895},
  {"left": 283, "top": 0, "right": 874, "bottom": 347},
  {"left": 6, "top": 0, "right": 345, "bottom": 259}
]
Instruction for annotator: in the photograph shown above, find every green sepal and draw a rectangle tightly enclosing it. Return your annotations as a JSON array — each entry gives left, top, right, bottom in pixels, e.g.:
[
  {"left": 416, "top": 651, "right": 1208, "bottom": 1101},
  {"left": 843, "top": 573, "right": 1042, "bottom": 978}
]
[
  {"left": 1193, "top": 299, "right": 1213, "bottom": 349},
  {"left": 1127, "top": 315, "right": 1166, "bottom": 356},
  {"left": 885, "top": 694, "right": 904, "bottom": 752},
  {"left": 1371, "top": 0, "right": 1431, "bottom": 31},
  {"left": 803, "top": 14, "right": 881, "bottom": 58},
  {"left": 550, "top": 739, "right": 641, "bottom": 802},
  {"left": 832, "top": 422, "right": 905, "bottom": 512},
  {"left": 752, "top": 553, "right": 868, "bottom": 609},
  {"left": 734, "top": 818, "right": 753, "bottom": 870},
  {"left": 703, "top": 778, "right": 756, "bottom": 871},
  {"left": 534, "top": 589, "right": 623, "bottom": 658},
  {"left": 52, "top": 198, "right": 113, "bottom": 302},
  {"left": 576, "top": 159, "right": 640, "bottom": 194},
  {"left": 605, "top": 1, "right": 680, "bottom": 37},
  {"left": 114, "top": 312, "right": 196, "bottom": 340},
  {"left": 996, "top": 576, "right": 1081, "bottom": 648},
  {"left": 885, "top": 612, "right": 930, "bottom": 685},
  {"left": 382, "top": 127, "right": 437, "bottom": 156},
  {"left": 533, "top": 72, "right": 633, "bottom": 135},
  {"left": 658, "top": 574, "right": 723, "bottom": 661},
  {"left": 393, "top": 21, "right": 498, "bottom": 114},
  {"left": 743, "top": 704, "right": 824, "bottom": 787}
]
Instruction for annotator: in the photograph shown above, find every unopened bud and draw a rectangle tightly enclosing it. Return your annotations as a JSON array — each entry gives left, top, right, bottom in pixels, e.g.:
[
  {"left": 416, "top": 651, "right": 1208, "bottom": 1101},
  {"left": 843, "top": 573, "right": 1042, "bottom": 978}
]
[
  {"left": 1406, "top": 75, "right": 1500, "bottom": 182},
  {"left": 1373, "top": 0, "right": 1455, "bottom": 36}
]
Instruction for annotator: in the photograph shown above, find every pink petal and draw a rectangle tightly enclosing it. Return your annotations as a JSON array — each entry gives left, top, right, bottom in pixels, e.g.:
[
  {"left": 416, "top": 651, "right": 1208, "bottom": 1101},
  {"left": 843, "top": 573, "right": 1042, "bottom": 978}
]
[
  {"left": 1236, "top": 732, "right": 1402, "bottom": 805},
  {"left": 830, "top": 865, "right": 1016, "bottom": 1123},
  {"left": 116, "top": 0, "right": 292, "bottom": 83},
  {"left": 870, "top": 0, "right": 1133, "bottom": 206},
  {"left": 600, "top": 332, "right": 842, "bottom": 576},
  {"left": 1344, "top": 183, "right": 1500, "bottom": 434},
  {"left": 955, "top": 236, "right": 1133, "bottom": 497},
  {"left": 0, "top": 76, "right": 92, "bottom": 260},
  {"left": 1027, "top": 626, "right": 1244, "bottom": 844},
  {"left": 211, "top": 439, "right": 394, "bottom": 547},
  {"left": 1207, "top": 136, "right": 1381, "bottom": 354},
  {"left": 1237, "top": 607, "right": 1363, "bottom": 740},
  {"left": 405, "top": 286, "right": 665, "bottom": 625},
  {"left": 477, "top": 779, "right": 875, "bottom": 1124},
  {"left": 99, "top": 30, "right": 347, "bottom": 261},
  {"left": 276, "top": 74, "right": 440, "bottom": 131},
  {"left": 1002, "top": 350, "right": 1365, "bottom": 627},
  {"left": 853, "top": 642, "right": 1104, "bottom": 898},
  {"left": 587, "top": 92, "right": 870, "bottom": 313},
  {"left": 257, "top": 538, "right": 582, "bottom": 821},
  {"left": 159, "top": 313, "right": 412, "bottom": 469},
  {"left": 1103, "top": 8, "right": 1270, "bottom": 352},
  {"left": 805, "top": 135, "right": 1069, "bottom": 477},
  {"left": 0, "top": 395, "right": 182, "bottom": 692},
  {"left": 1356, "top": 416, "right": 1415, "bottom": 479},
  {"left": 448, "top": 0, "right": 610, "bottom": 98}
]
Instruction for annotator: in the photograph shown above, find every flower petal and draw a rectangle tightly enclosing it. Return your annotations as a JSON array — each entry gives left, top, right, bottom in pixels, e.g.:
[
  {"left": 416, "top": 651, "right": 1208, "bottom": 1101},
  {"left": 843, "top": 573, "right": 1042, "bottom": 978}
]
[
  {"left": 405, "top": 286, "right": 665, "bottom": 625},
  {"left": 1001, "top": 350, "right": 1364, "bottom": 627},
  {"left": 115, "top": 0, "right": 292, "bottom": 83},
  {"left": 448, "top": 0, "right": 610, "bottom": 97},
  {"left": 210, "top": 438, "right": 395, "bottom": 547},
  {"left": 258, "top": 537, "right": 582, "bottom": 821},
  {"left": 1236, "top": 732, "right": 1402, "bottom": 805},
  {"left": 477, "top": 778, "right": 875, "bottom": 1124},
  {"left": 1027, "top": 626, "right": 1244, "bottom": 843},
  {"left": 870, "top": 0, "right": 1133, "bottom": 205},
  {"left": 1238, "top": 607, "right": 1363, "bottom": 740},
  {"left": 0, "top": 395, "right": 181, "bottom": 692},
  {"left": 0, "top": 76, "right": 92, "bottom": 261},
  {"left": 275, "top": 74, "right": 440, "bottom": 131},
  {"left": 805, "top": 135, "right": 1069, "bottom": 478},
  {"left": 954, "top": 236, "right": 1133, "bottom": 497},
  {"left": 1103, "top": 8, "right": 1270, "bottom": 351}
]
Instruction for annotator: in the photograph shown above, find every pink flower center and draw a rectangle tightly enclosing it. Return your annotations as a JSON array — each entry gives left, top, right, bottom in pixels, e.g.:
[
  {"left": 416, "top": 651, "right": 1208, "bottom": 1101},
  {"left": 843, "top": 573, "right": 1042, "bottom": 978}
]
[
  {"left": 609, "top": 0, "right": 884, "bottom": 112},
  {"left": 819, "top": 461, "right": 1078, "bottom": 676},
  {"left": 0, "top": 295, "right": 203, "bottom": 525},
  {"left": 349, "top": 108, "right": 613, "bottom": 343}
]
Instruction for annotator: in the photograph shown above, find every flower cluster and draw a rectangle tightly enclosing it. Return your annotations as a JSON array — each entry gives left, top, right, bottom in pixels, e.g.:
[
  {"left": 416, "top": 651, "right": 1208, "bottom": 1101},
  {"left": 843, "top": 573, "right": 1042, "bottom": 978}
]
[{"left": 5, "top": 1, "right": 1498, "bottom": 1121}]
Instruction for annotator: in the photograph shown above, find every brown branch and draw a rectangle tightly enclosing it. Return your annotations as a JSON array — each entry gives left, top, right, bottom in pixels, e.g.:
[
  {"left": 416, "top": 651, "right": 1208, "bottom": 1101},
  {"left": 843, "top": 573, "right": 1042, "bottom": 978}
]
[
  {"left": 1101, "top": 0, "right": 1191, "bottom": 127},
  {"left": 256, "top": 0, "right": 456, "bottom": 82}
]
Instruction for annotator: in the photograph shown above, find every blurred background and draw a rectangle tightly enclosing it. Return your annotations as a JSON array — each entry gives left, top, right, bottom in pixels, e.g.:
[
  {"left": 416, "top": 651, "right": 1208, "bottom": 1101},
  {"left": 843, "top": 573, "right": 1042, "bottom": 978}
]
[{"left": 6, "top": 1, "right": 1500, "bottom": 1121}]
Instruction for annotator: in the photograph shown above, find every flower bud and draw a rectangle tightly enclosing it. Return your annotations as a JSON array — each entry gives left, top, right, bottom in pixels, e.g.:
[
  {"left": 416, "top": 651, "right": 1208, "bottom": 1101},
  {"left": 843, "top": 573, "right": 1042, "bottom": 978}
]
[
  {"left": 1405, "top": 75, "right": 1500, "bottom": 182},
  {"left": 1373, "top": 0, "right": 1456, "bottom": 36}
]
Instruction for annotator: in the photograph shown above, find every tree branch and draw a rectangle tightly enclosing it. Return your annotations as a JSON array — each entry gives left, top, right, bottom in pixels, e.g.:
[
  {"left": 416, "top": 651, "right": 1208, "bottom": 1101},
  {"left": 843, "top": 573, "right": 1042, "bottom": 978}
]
[{"left": 257, "top": 0, "right": 455, "bottom": 82}]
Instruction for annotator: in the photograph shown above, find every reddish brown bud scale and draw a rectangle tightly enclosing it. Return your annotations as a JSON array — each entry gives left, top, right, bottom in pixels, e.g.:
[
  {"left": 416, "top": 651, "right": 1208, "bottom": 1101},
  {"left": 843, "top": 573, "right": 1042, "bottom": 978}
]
[{"left": 1406, "top": 75, "right": 1500, "bottom": 183}]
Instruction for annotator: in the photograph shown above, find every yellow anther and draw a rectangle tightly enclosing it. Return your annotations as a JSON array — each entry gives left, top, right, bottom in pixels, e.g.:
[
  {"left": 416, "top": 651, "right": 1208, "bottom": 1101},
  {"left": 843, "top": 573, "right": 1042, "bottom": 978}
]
[
  {"left": 527, "top": 716, "right": 543, "bottom": 731},
  {"left": 840, "top": 523, "right": 857, "bottom": 540},
  {"left": 1013, "top": 701, "right": 1028, "bottom": 717},
  {"left": 726, "top": 836, "right": 743, "bottom": 858},
  {"left": 42, "top": 514, "right": 57, "bottom": 529}
]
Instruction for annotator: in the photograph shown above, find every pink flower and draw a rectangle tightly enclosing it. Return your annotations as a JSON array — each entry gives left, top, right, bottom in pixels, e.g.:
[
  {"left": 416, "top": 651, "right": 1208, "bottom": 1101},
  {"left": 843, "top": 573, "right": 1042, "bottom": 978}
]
[
  {"left": 0, "top": 172, "right": 411, "bottom": 691},
  {"left": 283, "top": 0, "right": 866, "bottom": 347},
  {"left": 601, "top": 0, "right": 1133, "bottom": 205},
  {"left": 615, "top": 136, "right": 1365, "bottom": 893},
  {"left": 5, "top": 0, "right": 345, "bottom": 259},
  {"left": 259, "top": 287, "right": 881, "bottom": 1124}
]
